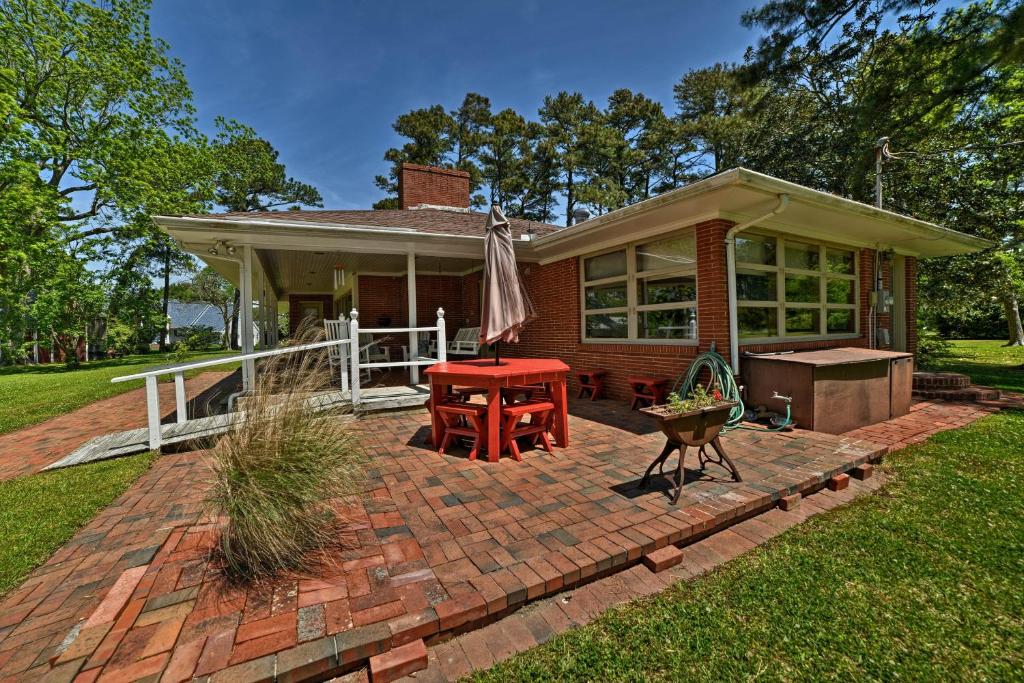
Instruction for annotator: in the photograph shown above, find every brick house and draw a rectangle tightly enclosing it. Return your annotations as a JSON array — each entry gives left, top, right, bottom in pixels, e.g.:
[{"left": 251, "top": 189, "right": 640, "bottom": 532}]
[{"left": 154, "top": 163, "right": 988, "bottom": 400}]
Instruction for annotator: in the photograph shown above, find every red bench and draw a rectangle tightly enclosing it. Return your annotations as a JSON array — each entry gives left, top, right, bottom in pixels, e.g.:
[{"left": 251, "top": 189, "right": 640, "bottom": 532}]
[
  {"left": 576, "top": 369, "right": 607, "bottom": 400},
  {"left": 500, "top": 400, "right": 554, "bottom": 461},
  {"left": 627, "top": 376, "right": 670, "bottom": 411}
]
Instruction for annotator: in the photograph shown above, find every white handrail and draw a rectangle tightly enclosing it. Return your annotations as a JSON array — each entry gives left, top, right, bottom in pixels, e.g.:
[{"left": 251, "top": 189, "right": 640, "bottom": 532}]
[
  {"left": 110, "top": 338, "right": 350, "bottom": 383},
  {"left": 114, "top": 308, "right": 448, "bottom": 448},
  {"left": 111, "top": 337, "right": 351, "bottom": 450}
]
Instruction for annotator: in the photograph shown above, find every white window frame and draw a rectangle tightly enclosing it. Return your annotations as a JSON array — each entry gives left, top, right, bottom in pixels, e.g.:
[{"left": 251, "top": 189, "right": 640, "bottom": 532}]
[
  {"left": 580, "top": 230, "right": 698, "bottom": 345},
  {"left": 735, "top": 231, "right": 860, "bottom": 344}
]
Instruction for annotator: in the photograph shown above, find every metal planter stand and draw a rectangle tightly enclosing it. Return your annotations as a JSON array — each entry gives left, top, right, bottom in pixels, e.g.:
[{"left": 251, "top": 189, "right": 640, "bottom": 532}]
[{"left": 639, "top": 401, "right": 742, "bottom": 504}]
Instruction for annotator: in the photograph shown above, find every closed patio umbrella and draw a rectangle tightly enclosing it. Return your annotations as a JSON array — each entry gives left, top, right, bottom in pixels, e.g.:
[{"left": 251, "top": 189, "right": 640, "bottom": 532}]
[{"left": 480, "top": 204, "right": 535, "bottom": 364}]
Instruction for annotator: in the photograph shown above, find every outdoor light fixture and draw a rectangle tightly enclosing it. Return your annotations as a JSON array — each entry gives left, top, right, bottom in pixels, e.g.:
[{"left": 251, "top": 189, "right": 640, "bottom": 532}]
[{"left": 209, "top": 240, "right": 236, "bottom": 257}]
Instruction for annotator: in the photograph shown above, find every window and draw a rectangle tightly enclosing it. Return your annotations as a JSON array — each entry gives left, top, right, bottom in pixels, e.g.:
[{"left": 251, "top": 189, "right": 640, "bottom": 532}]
[
  {"left": 735, "top": 234, "right": 858, "bottom": 340},
  {"left": 581, "top": 230, "right": 697, "bottom": 343}
]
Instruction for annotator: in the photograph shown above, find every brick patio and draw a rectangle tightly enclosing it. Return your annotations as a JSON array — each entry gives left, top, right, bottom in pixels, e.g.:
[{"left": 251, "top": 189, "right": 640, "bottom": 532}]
[{"left": 0, "top": 396, "right": 1016, "bottom": 682}]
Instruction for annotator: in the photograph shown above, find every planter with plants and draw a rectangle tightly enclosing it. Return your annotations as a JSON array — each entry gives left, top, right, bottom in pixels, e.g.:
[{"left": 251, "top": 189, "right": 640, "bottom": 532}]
[{"left": 639, "top": 384, "right": 742, "bottom": 504}]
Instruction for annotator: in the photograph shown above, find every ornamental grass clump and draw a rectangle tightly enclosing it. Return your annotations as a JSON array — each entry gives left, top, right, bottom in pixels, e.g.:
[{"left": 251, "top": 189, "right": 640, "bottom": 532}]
[{"left": 206, "top": 322, "right": 366, "bottom": 581}]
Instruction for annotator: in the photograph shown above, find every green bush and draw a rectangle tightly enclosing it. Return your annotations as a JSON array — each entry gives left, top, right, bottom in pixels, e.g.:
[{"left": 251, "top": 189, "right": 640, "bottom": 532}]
[
  {"left": 105, "top": 320, "right": 139, "bottom": 356},
  {"left": 916, "top": 325, "right": 952, "bottom": 369},
  {"left": 170, "top": 341, "right": 190, "bottom": 363},
  {"left": 180, "top": 325, "right": 222, "bottom": 351},
  {"left": 206, "top": 323, "right": 366, "bottom": 580}
]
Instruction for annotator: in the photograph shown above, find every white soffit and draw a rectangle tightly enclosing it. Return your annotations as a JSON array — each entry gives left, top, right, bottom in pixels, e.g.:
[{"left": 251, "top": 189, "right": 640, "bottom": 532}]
[{"left": 531, "top": 168, "right": 992, "bottom": 260}]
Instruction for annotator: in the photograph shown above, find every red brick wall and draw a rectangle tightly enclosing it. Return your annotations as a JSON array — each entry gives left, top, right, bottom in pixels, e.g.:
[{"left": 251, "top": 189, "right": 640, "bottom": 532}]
[
  {"left": 288, "top": 295, "right": 334, "bottom": 334},
  {"left": 695, "top": 219, "right": 733, "bottom": 363},
  {"left": 398, "top": 164, "right": 470, "bottom": 209},
  {"left": 462, "top": 271, "right": 482, "bottom": 327},
  {"left": 356, "top": 273, "right": 475, "bottom": 353},
  {"left": 358, "top": 275, "right": 406, "bottom": 329},
  {"left": 342, "top": 229, "right": 921, "bottom": 399}
]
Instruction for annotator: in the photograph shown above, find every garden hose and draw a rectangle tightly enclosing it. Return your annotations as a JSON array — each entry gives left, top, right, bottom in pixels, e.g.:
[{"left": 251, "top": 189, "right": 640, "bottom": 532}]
[{"left": 670, "top": 349, "right": 793, "bottom": 432}]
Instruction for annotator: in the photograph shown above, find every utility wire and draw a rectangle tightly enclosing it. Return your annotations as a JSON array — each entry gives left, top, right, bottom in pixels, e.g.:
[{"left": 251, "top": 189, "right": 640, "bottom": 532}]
[{"left": 883, "top": 139, "right": 1024, "bottom": 160}]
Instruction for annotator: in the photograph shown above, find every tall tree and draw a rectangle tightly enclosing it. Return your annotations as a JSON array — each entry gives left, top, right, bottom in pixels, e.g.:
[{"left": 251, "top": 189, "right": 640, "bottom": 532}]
[
  {"left": 177, "top": 266, "right": 235, "bottom": 346},
  {"left": 674, "top": 64, "right": 754, "bottom": 176},
  {"left": 450, "top": 93, "right": 491, "bottom": 205},
  {"left": 517, "top": 130, "right": 560, "bottom": 223},
  {"left": 480, "top": 108, "right": 531, "bottom": 210},
  {"left": 0, "top": 0, "right": 198, "bottom": 233},
  {"left": 742, "top": 0, "right": 1024, "bottom": 122},
  {"left": 209, "top": 119, "right": 320, "bottom": 347},
  {"left": 212, "top": 118, "right": 323, "bottom": 212},
  {"left": 0, "top": 0, "right": 215, "bottom": 361},
  {"left": 373, "top": 104, "right": 456, "bottom": 208},
  {"left": 538, "top": 92, "right": 599, "bottom": 225}
]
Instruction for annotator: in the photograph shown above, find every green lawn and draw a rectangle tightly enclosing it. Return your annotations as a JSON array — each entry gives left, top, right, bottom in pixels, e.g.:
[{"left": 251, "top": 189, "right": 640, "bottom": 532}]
[
  {"left": 930, "top": 339, "right": 1024, "bottom": 393},
  {"left": 0, "top": 452, "right": 158, "bottom": 597},
  {"left": 0, "top": 350, "right": 237, "bottom": 435},
  {"left": 474, "top": 343, "right": 1024, "bottom": 681}
]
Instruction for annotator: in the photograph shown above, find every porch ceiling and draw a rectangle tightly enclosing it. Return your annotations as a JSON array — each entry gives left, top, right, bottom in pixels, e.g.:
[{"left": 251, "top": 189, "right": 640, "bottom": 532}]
[{"left": 257, "top": 249, "right": 481, "bottom": 294}]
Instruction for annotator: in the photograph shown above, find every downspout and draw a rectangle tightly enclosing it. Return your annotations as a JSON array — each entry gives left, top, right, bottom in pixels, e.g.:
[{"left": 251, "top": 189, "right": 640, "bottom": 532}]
[{"left": 725, "top": 194, "right": 791, "bottom": 375}]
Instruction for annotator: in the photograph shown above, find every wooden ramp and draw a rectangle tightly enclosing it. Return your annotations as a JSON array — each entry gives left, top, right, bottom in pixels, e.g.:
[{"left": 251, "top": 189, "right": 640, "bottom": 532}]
[{"left": 44, "top": 384, "right": 430, "bottom": 472}]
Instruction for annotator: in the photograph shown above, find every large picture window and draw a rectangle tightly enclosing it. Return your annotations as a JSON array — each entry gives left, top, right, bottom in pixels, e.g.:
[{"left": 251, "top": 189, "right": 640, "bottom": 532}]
[
  {"left": 581, "top": 231, "right": 697, "bottom": 343},
  {"left": 735, "top": 233, "right": 858, "bottom": 341}
]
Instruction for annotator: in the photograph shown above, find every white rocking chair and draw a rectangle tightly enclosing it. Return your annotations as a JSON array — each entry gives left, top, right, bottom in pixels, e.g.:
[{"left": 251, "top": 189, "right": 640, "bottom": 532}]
[{"left": 358, "top": 333, "right": 391, "bottom": 385}]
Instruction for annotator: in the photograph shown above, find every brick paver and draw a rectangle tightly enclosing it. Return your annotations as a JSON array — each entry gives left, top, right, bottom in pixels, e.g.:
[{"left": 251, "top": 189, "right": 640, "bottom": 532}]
[
  {"left": 0, "top": 396, "right": 1012, "bottom": 681},
  {"left": 0, "top": 371, "right": 232, "bottom": 481},
  {"left": 393, "top": 469, "right": 890, "bottom": 683}
]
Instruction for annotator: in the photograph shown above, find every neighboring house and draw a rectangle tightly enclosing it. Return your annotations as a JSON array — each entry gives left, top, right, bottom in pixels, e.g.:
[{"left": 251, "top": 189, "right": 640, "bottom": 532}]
[
  {"left": 153, "top": 163, "right": 990, "bottom": 401},
  {"left": 165, "top": 300, "right": 232, "bottom": 346}
]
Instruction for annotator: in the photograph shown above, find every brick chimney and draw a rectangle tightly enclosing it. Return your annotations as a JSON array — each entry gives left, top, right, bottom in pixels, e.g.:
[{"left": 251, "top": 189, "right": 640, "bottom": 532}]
[{"left": 398, "top": 163, "right": 470, "bottom": 210}]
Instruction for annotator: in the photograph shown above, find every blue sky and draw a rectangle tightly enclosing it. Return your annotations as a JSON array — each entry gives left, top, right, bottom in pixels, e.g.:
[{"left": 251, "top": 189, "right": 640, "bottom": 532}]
[{"left": 150, "top": 0, "right": 763, "bottom": 214}]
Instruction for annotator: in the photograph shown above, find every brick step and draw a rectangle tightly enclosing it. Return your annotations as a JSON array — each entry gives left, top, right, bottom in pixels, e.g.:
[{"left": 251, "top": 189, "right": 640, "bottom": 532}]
[
  {"left": 913, "top": 371, "right": 971, "bottom": 390},
  {"left": 913, "top": 386, "right": 1001, "bottom": 401}
]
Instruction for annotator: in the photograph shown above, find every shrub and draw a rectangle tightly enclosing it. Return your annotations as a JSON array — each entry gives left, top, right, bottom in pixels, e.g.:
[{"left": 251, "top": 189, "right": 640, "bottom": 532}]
[
  {"left": 916, "top": 325, "right": 951, "bottom": 369},
  {"left": 105, "top": 320, "right": 138, "bottom": 356},
  {"left": 206, "top": 322, "right": 366, "bottom": 580},
  {"left": 169, "top": 341, "right": 190, "bottom": 363},
  {"left": 179, "top": 325, "right": 222, "bottom": 350}
]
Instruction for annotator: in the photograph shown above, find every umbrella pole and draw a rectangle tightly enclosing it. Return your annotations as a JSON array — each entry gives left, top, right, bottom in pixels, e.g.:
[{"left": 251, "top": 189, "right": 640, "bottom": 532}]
[{"left": 494, "top": 341, "right": 500, "bottom": 365}]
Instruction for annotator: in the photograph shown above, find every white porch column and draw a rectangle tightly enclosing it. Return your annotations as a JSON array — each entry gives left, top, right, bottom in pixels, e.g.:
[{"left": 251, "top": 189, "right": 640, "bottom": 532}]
[
  {"left": 256, "top": 263, "right": 266, "bottom": 351},
  {"left": 240, "top": 245, "right": 255, "bottom": 389},
  {"left": 407, "top": 251, "right": 419, "bottom": 385}
]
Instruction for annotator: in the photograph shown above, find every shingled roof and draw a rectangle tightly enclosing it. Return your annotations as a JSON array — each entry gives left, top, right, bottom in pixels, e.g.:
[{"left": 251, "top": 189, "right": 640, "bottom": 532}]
[{"left": 189, "top": 208, "right": 560, "bottom": 240}]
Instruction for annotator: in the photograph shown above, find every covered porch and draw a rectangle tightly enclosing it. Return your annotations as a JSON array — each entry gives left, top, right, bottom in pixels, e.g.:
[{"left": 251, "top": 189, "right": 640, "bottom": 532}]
[{"left": 160, "top": 214, "right": 515, "bottom": 392}]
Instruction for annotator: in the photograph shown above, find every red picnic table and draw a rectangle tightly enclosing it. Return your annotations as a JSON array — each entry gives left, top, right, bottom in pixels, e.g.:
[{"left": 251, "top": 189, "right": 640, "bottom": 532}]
[{"left": 424, "top": 358, "right": 570, "bottom": 461}]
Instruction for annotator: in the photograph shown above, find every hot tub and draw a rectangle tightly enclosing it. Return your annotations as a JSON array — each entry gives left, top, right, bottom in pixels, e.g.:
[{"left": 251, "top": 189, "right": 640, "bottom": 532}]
[{"left": 742, "top": 347, "right": 913, "bottom": 434}]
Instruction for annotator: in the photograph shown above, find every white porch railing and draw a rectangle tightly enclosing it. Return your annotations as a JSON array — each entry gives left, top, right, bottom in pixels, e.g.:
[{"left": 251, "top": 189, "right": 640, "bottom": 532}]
[
  {"left": 348, "top": 307, "right": 446, "bottom": 404},
  {"left": 110, "top": 307, "right": 448, "bottom": 450}
]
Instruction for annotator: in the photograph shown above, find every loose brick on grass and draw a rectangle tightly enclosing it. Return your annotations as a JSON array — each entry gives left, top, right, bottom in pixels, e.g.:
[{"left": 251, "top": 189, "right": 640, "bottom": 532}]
[
  {"left": 828, "top": 473, "right": 850, "bottom": 491},
  {"left": 642, "top": 545, "right": 684, "bottom": 573},
  {"left": 852, "top": 463, "right": 874, "bottom": 480}
]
